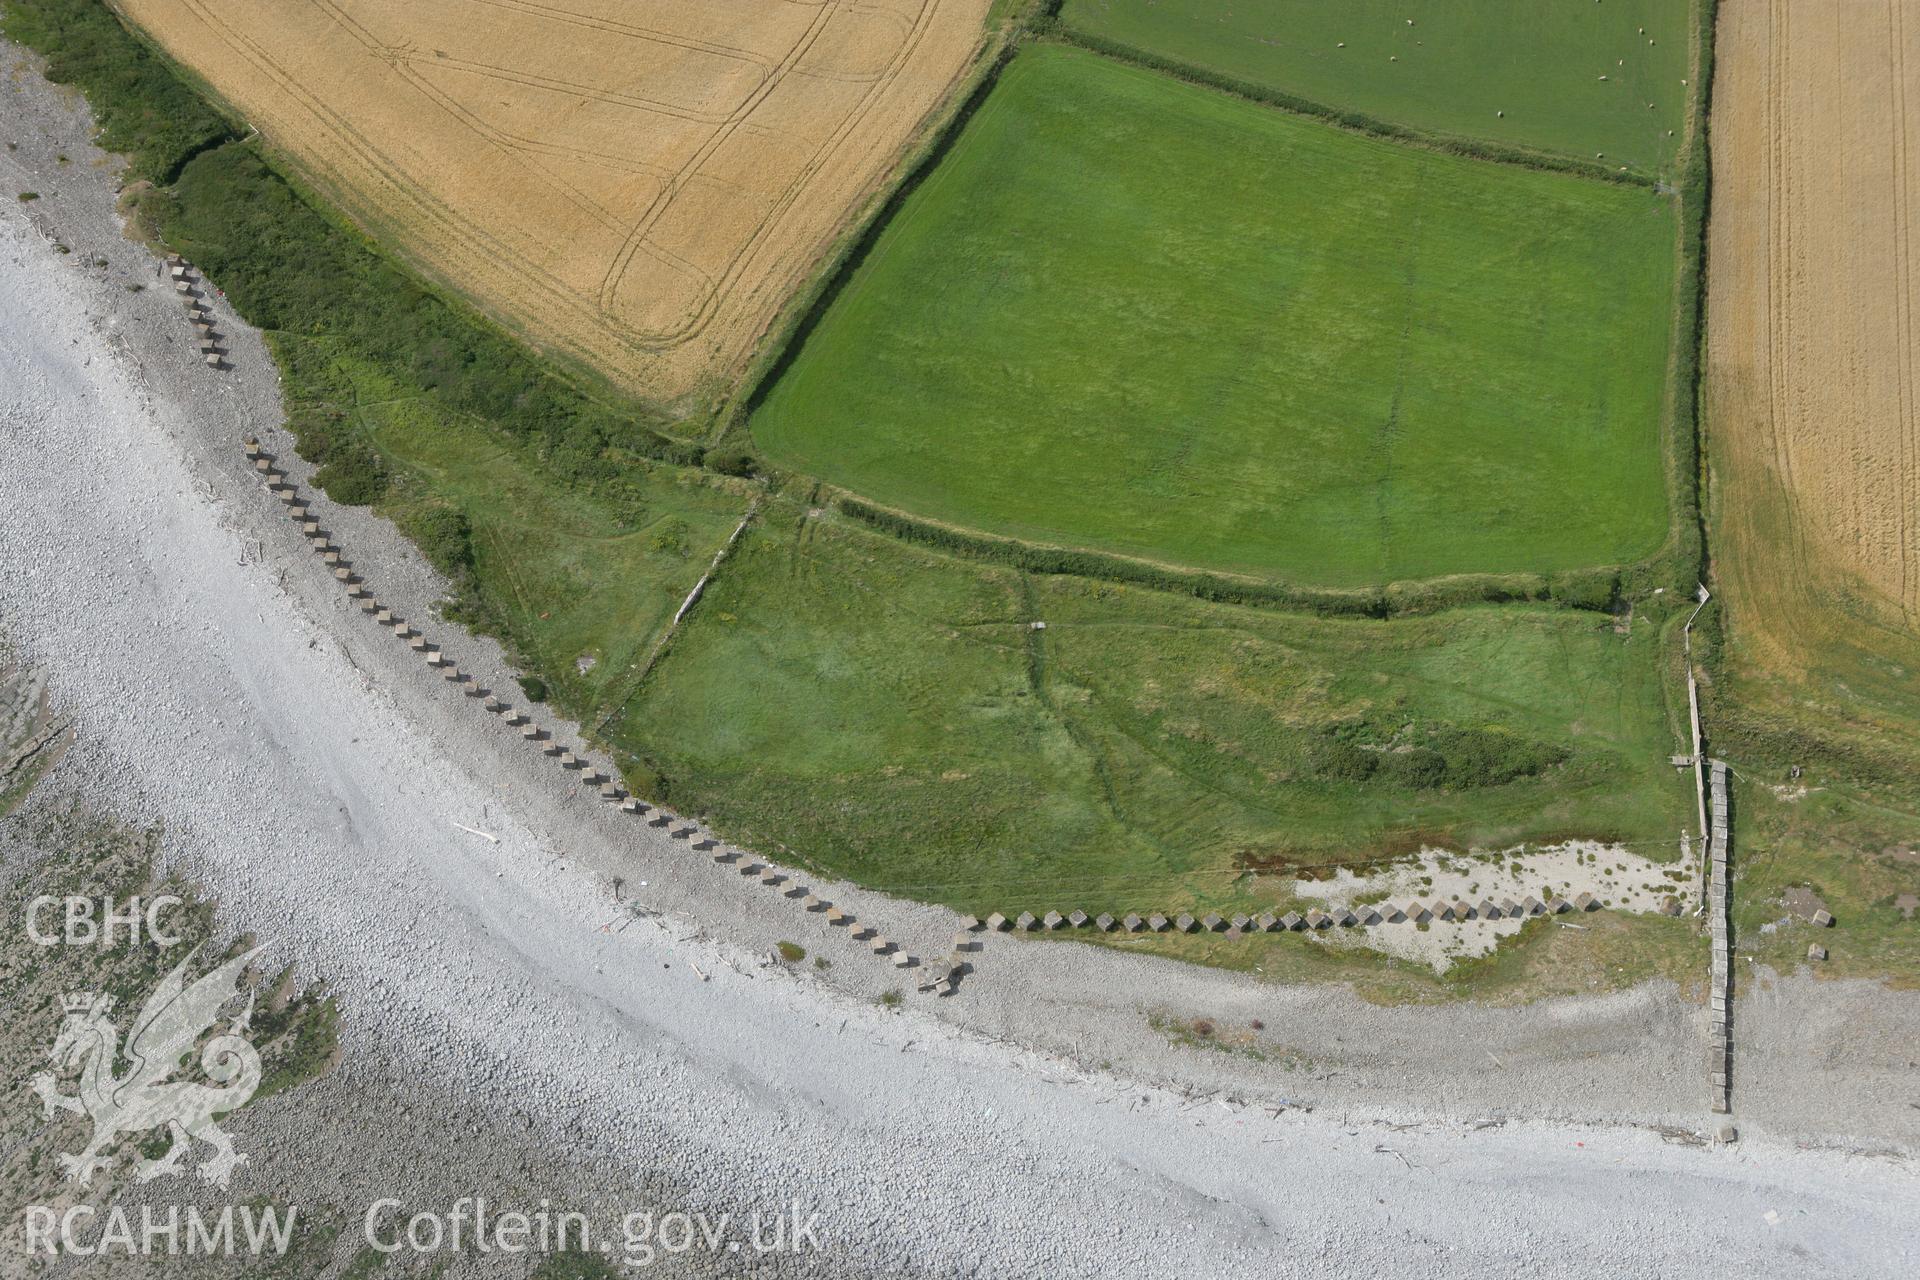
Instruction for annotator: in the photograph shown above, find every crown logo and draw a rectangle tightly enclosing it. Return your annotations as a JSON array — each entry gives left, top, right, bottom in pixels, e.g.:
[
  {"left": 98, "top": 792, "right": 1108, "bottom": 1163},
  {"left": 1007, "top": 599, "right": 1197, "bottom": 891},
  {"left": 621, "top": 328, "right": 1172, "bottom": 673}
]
[{"left": 60, "top": 992, "right": 108, "bottom": 1014}]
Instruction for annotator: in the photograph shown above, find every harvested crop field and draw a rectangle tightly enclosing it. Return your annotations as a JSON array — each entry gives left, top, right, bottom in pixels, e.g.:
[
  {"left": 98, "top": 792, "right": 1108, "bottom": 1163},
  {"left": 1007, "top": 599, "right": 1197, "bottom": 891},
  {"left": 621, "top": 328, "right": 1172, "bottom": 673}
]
[
  {"left": 1703, "top": 0, "right": 1920, "bottom": 771},
  {"left": 113, "top": 0, "right": 992, "bottom": 404},
  {"left": 1059, "top": 0, "right": 1695, "bottom": 174},
  {"left": 753, "top": 45, "right": 1679, "bottom": 586}
]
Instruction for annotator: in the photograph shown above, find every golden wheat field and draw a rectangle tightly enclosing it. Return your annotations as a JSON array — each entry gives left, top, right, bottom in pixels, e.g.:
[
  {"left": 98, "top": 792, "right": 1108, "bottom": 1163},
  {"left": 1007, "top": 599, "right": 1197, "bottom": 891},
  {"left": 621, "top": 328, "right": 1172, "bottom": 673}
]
[
  {"left": 117, "top": 0, "right": 991, "bottom": 404},
  {"left": 1704, "top": 0, "right": 1920, "bottom": 768}
]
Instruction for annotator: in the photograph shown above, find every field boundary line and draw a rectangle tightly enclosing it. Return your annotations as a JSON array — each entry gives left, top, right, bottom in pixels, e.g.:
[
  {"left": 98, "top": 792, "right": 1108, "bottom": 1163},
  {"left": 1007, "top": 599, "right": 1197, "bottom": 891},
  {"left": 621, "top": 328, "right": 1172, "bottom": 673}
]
[
  {"left": 1887, "top": 0, "right": 1919, "bottom": 622},
  {"left": 834, "top": 495, "right": 1627, "bottom": 621},
  {"left": 591, "top": 501, "right": 759, "bottom": 739},
  {"left": 724, "top": 36, "right": 1017, "bottom": 441},
  {"left": 1039, "top": 26, "right": 1657, "bottom": 188}
]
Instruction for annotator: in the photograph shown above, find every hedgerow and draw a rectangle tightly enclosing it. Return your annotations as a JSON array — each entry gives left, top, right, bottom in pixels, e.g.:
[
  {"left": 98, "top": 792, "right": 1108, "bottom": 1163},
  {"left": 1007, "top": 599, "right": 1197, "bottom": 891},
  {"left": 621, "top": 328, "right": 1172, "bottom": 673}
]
[
  {"left": 1046, "top": 28, "right": 1651, "bottom": 189},
  {"left": 838, "top": 497, "right": 1621, "bottom": 618}
]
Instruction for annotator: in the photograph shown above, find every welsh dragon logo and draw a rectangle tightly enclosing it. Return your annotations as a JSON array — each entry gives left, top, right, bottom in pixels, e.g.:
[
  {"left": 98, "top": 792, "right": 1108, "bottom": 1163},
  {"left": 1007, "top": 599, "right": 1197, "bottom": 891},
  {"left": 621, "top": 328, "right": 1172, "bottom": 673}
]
[{"left": 31, "top": 945, "right": 265, "bottom": 1187}]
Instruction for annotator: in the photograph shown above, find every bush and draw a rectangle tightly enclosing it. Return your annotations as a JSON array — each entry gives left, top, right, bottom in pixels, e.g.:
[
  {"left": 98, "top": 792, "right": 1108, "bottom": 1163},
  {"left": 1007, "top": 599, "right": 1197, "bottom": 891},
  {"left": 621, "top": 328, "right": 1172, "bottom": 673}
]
[
  {"left": 310, "top": 443, "right": 390, "bottom": 506},
  {"left": 647, "top": 518, "right": 691, "bottom": 557},
  {"left": 775, "top": 941, "right": 805, "bottom": 963},
  {"left": 516, "top": 675, "right": 548, "bottom": 703},
  {"left": 1312, "top": 722, "right": 1568, "bottom": 791},
  {"left": 1310, "top": 737, "right": 1378, "bottom": 783},
  {"left": 1377, "top": 748, "right": 1449, "bottom": 790},
  {"left": 116, "top": 181, "right": 175, "bottom": 247},
  {"left": 706, "top": 446, "right": 759, "bottom": 478},
  {"left": 1546, "top": 567, "right": 1620, "bottom": 613},
  {"left": 1422, "top": 726, "right": 1569, "bottom": 788},
  {"left": 396, "top": 502, "right": 474, "bottom": 579}
]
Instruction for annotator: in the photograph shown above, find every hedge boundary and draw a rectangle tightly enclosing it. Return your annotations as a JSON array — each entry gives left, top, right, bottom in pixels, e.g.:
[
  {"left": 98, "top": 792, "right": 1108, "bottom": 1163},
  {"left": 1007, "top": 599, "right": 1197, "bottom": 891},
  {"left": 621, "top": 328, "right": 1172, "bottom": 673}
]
[
  {"left": 838, "top": 497, "right": 1622, "bottom": 619},
  {"left": 1662, "top": 0, "right": 1718, "bottom": 597},
  {"left": 720, "top": 37, "right": 1017, "bottom": 450},
  {"left": 1041, "top": 23, "right": 1657, "bottom": 189}
]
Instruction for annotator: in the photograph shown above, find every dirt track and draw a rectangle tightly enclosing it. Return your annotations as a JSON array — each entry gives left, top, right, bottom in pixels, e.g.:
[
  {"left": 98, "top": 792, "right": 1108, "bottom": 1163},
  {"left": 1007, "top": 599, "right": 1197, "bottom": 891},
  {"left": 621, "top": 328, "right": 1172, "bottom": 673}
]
[
  {"left": 1706, "top": 0, "right": 1920, "bottom": 676},
  {"left": 113, "top": 0, "right": 991, "bottom": 405}
]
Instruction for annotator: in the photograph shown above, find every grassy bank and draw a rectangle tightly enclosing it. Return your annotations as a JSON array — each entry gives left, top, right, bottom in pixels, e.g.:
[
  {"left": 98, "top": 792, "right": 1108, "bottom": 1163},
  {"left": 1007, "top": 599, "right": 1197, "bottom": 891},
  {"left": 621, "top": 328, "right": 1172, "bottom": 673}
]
[
  {"left": 1727, "top": 778, "right": 1920, "bottom": 990},
  {"left": 272, "top": 341, "right": 754, "bottom": 716}
]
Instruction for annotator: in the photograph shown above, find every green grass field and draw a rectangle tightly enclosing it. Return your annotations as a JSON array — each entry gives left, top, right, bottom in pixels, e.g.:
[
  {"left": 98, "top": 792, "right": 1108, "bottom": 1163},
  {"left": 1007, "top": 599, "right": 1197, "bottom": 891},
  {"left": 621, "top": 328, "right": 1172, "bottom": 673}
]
[
  {"left": 752, "top": 46, "right": 1677, "bottom": 587},
  {"left": 617, "top": 501, "right": 1689, "bottom": 913},
  {"left": 249, "top": 339, "right": 1695, "bottom": 917},
  {"left": 256, "top": 338, "right": 1692, "bottom": 914},
  {"left": 1058, "top": 0, "right": 1694, "bottom": 173}
]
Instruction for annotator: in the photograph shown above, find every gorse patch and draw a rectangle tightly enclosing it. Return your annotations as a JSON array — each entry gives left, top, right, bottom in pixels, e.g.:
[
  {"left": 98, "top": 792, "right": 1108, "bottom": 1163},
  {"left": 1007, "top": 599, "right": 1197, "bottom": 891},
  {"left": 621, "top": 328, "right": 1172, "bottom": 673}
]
[
  {"left": 1312, "top": 722, "right": 1571, "bottom": 791},
  {"left": 397, "top": 503, "right": 476, "bottom": 584},
  {"left": 307, "top": 435, "right": 390, "bottom": 507}
]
